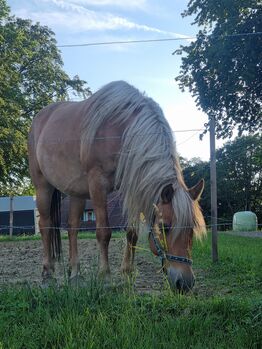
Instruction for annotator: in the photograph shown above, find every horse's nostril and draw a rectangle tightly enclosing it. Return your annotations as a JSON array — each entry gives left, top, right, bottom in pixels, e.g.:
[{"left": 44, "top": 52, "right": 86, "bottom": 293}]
[
  {"left": 167, "top": 267, "right": 195, "bottom": 292},
  {"left": 176, "top": 278, "right": 183, "bottom": 290}
]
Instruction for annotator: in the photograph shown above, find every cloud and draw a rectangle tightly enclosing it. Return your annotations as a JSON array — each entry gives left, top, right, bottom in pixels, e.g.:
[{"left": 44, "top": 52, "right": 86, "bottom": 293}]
[
  {"left": 66, "top": 0, "right": 147, "bottom": 10},
  {"left": 19, "top": 0, "right": 188, "bottom": 38}
]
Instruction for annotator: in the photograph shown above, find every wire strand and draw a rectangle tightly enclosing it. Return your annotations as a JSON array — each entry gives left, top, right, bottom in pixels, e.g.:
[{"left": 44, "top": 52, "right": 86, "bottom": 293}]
[
  {"left": 1, "top": 222, "right": 262, "bottom": 231},
  {"left": 0, "top": 128, "right": 205, "bottom": 144},
  {"left": 57, "top": 32, "right": 262, "bottom": 48}
]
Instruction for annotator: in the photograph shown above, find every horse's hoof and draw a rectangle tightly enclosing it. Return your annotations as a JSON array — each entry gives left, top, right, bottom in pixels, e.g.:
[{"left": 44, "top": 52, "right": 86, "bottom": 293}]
[{"left": 69, "top": 275, "right": 85, "bottom": 288}]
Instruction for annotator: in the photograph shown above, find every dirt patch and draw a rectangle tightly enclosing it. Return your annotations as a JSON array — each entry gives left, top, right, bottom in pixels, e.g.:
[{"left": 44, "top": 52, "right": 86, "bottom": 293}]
[
  {"left": 0, "top": 238, "right": 164, "bottom": 292},
  {"left": 1, "top": 232, "right": 260, "bottom": 293}
]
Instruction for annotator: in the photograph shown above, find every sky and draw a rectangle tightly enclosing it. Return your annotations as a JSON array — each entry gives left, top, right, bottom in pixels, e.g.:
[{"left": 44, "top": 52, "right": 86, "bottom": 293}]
[{"left": 8, "top": 0, "right": 223, "bottom": 161}]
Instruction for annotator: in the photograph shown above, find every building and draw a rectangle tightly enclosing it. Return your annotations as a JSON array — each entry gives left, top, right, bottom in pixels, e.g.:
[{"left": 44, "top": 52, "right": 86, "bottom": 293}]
[
  {"left": 0, "top": 192, "right": 126, "bottom": 235},
  {"left": 0, "top": 196, "right": 37, "bottom": 235}
]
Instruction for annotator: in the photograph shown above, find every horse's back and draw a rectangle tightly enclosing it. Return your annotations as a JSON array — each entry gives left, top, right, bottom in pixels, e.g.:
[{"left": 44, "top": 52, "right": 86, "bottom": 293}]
[
  {"left": 29, "top": 101, "right": 83, "bottom": 141},
  {"left": 28, "top": 100, "right": 91, "bottom": 194}
]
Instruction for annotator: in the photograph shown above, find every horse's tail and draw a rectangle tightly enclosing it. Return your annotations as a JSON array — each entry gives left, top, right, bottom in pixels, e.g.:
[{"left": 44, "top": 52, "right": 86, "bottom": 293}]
[{"left": 50, "top": 189, "right": 62, "bottom": 260}]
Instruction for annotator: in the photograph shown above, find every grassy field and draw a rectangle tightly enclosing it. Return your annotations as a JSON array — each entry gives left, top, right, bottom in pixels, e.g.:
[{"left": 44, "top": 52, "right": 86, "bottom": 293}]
[{"left": 0, "top": 233, "right": 261, "bottom": 349}]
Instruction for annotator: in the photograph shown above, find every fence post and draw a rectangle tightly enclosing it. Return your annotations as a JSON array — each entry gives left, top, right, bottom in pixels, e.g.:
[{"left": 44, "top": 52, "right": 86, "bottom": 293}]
[{"left": 9, "top": 195, "right": 14, "bottom": 238}]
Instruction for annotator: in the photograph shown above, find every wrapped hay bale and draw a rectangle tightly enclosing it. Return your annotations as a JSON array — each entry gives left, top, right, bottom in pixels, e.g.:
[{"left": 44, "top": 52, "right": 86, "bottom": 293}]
[{"left": 233, "top": 211, "right": 258, "bottom": 232}]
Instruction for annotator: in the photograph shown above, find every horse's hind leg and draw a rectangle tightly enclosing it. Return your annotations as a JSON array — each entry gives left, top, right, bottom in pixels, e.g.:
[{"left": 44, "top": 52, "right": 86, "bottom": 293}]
[
  {"left": 35, "top": 182, "right": 56, "bottom": 283},
  {"left": 68, "top": 196, "right": 85, "bottom": 281},
  {"left": 121, "top": 228, "right": 138, "bottom": 273}
]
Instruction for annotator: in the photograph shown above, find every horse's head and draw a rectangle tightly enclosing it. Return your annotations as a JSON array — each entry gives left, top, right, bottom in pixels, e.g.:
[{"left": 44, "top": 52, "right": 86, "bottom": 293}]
[{"left": 149, "top": 179, "right": 205, "bottom": 293}]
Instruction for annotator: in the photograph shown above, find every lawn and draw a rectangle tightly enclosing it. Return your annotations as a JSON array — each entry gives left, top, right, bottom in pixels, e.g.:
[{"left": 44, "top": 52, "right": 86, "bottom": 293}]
[{"left": 0, "top": 233, "right": 261, "bottom": 349}]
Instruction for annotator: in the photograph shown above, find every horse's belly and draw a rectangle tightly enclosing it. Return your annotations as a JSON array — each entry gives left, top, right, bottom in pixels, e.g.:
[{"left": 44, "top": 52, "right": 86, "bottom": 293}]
[
  {"left": 61, "top": 174, "right": 91, "bottom": 198},
  {"left": 36, "top": 138, "right": 90, "bottom": 197}
]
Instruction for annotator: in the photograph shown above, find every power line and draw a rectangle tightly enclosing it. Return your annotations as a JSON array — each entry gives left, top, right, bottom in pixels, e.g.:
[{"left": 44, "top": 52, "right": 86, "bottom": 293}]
[
  {"left": 58, "top": 37, "right": 196, "bottom": 48},
  {"left": 57, "top": 31, "right": 262, "bottom": 48},
  {"left": 177, "top": 131, "right": 200, "bottom": 146}
]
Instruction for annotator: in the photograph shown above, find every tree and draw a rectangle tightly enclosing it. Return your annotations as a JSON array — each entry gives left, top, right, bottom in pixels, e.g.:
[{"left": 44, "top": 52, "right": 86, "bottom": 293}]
[
  {"left": 180, "top": 156, "right": 211, "bottom": 223},
  {"left": 175, "top": 0, "right": 262, "bottom": 138},
  {"left": 181, "top": 135, "right": 262, "bottom": 227},
  {"left": 216, "top": 135, "right": 262, "bottom": 223},
  {"left": 0, "top": 1, "right": 91, "bottom": 195}
]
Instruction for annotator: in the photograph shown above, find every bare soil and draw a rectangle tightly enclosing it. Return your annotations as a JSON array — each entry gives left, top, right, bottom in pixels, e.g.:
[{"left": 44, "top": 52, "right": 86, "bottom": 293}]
[
  {"left": 0, "top": 237, "right": 164, "bottom": 292},
  {"left": 1, "top": 231, "right": 260, "bottom": 292}
]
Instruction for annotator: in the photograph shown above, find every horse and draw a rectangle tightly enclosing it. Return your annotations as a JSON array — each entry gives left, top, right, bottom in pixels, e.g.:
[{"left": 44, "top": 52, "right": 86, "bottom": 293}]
[{"left": 28, "top": 80, "right": 206, "bottom": 292}]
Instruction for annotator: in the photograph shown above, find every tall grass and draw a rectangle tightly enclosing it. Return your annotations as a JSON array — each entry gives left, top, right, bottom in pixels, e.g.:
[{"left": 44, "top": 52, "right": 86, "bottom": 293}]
[{"left": 0, "top": 233, "right": 261, "bottom": 349}]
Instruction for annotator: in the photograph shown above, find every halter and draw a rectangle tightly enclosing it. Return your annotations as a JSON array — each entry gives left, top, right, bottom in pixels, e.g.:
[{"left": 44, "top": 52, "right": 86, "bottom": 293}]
[{"left": 149, "top": 229, "right": 193, "bottom": 266}]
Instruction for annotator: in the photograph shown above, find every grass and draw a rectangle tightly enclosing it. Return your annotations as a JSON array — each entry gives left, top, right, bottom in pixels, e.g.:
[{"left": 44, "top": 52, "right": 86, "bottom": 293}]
[
  {"left": 192, "top": 233, "right": 262, "bottom": 299},
  {"left": 0, "top": 233, "right": 261, "bottom": 349},
  {"left": 0, "top": 230, "right": 124, "bottom": 242}
]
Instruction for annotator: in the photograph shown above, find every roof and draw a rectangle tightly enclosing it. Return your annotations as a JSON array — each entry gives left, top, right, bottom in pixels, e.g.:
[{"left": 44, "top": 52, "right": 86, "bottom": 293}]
[{"left": 0, "top": 196, "right": 36, "bottom": 212}]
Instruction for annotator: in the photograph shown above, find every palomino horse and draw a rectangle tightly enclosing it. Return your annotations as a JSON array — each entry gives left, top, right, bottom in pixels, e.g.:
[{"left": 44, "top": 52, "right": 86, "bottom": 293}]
[{"left": 28, "top": 81, "right": 206, "bottom": 291}]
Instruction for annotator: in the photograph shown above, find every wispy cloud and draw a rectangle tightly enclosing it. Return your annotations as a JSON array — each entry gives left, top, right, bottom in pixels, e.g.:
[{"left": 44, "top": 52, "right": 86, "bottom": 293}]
[
  {"left": 18, "top": 0, "right": 187, "bottom": 39},
  {"left": 65, "top": 0, "right": 148, "bottom": 10}
]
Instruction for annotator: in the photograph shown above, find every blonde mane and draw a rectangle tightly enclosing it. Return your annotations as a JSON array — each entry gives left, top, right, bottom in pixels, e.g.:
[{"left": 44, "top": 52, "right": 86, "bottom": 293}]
[{"left": 81, "top": 81, "right": 205, "bottom": 238}]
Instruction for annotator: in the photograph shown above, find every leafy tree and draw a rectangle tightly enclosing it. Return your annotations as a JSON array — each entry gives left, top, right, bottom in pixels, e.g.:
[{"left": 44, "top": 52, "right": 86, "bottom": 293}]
[
  {"left": 0, "top": 0, "right": 8, "bottom": 19},
  {"left": 0, "top": 1, "right": 91, "bottom": 196},
  {"left": 181, "top": 135, "right": 262, "bottom": 228},
  {"left": 175, "top": 0, "right": 262, "bottom": 138},
  {"left": 180, "top": 156, "right": 211, "bottom": 223},
  {"left": 216, "top": 135, "right": 262, "bottom": 223}
]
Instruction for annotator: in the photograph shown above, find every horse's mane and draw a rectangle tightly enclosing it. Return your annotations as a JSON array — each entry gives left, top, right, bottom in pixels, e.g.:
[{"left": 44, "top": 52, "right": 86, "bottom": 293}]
[{"left": 81, "top": 81, "right": 205, "bottom": 239}]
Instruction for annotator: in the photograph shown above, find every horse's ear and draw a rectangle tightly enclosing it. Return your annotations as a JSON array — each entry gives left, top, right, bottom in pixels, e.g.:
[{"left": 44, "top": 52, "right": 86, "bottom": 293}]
[
  {"left": 188, "top": 179, "right": 204, "bottom": 201},
  {"left": 161, "top": 184, "right": 174, "bottom": 203}
]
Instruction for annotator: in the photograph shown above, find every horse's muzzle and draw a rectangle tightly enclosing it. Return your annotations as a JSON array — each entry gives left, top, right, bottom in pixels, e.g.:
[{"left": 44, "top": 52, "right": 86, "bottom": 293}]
[{"left": 166, "top": 267, "right": 195, "bottom": 293}]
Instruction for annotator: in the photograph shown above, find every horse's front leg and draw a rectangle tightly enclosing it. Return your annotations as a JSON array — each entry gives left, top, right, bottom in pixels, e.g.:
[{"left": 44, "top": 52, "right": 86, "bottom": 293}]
[
  {"left": 88, "top": 170, "right": 111, "bottom": 277},
  {"left": 121, "top": 228, "right": 138, "bottom": 273},
  {"left": 68, "top": 197, "right": 86, "bottom": 282}
]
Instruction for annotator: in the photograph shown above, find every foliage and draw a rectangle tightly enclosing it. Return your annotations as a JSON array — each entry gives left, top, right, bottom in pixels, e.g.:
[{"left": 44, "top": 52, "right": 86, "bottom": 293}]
[
  {"left": 175, "top": 0, "right": 262, "bottom": 138},
  {"left": 0, "top": 1, "right": 91, "bottom": 195},
  {"left": 0, "top": 234, "right": 261, "bottom": 348},
  {"left": 180, "top": 156, "right": 211, "bottom": 222},
  {"left": 216, "top": 134, "right": 262, "bottom": 222},
  {"left": 181, "top": 134, "right": 262, "bottom": 225}
]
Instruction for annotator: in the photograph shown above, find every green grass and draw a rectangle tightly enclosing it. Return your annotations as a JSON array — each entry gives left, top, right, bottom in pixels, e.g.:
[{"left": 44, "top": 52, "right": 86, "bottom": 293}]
[
  {"left": 0, "top": 230, "right": 124, "bottom": 242},
  {"left": 0, "top": 233, "right": 261, "bottom": 349},
  {"left": 192, "top": 233, "right": 262, "bottom": 299}
]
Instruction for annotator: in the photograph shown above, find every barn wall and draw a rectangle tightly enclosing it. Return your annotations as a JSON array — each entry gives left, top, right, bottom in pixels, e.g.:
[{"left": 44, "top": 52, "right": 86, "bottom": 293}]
[{"left": 0, "top": 210, "right": 35, "bottom": 235}]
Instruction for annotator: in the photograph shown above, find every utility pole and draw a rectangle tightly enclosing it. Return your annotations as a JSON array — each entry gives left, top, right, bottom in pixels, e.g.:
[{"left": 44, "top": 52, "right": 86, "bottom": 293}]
[{"left": 209, "top": 115, "right": 218, "bottom": 262}]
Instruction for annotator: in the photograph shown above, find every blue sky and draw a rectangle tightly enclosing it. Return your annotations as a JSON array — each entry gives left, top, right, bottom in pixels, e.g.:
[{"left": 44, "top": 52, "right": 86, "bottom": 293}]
[{"left": 8, "top": 0, "right": 222, "bottom": 160}]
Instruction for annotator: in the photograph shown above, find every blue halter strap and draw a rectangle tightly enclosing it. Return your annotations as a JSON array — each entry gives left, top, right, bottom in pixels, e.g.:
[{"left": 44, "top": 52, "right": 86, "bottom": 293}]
[{"left": 149, "top": 230, "right": 193, "bottom": 266}]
